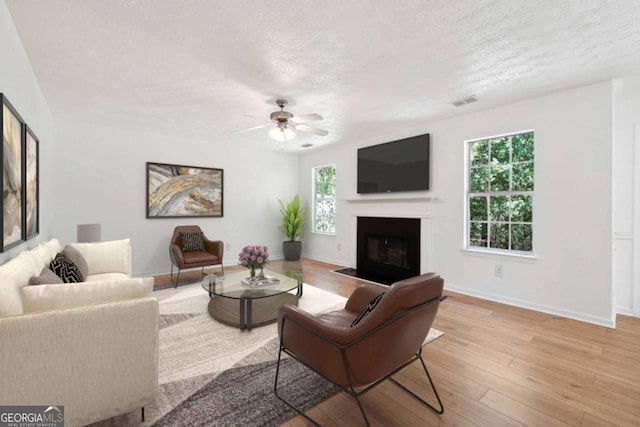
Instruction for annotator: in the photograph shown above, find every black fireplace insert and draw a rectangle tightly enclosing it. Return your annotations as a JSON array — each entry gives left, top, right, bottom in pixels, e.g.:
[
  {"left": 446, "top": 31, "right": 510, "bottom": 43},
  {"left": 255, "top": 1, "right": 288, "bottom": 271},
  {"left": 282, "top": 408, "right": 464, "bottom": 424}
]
[{"left": 355, "top": 216, "right": 421, "bottom": 284}]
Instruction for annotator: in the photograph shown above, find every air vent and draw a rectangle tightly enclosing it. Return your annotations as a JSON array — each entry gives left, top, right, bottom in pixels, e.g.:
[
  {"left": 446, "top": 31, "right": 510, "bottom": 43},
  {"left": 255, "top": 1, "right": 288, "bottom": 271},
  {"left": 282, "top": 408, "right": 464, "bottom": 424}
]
[
  {"left": 300, "top": 143, "right": 314, "bottom": 148},
  {"left": 451, "top": 95, "right": 478, "bottom": 107}
]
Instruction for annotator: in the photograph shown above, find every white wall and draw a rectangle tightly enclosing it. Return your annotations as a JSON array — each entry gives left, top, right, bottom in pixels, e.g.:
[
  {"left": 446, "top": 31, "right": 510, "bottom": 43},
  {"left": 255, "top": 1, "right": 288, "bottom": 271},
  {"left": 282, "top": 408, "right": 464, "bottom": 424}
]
[
  {"left": 612, "top": 76, "right": 640, "bottom": 316},
  {"left": 300, "top": 81, "right": 615, "bottom": 327},
  {"left": 53, "top": 119, "right": 299, "bottom": 276},
  {"left": 0, "top": 1, "right": 54, "bottom": 264}
]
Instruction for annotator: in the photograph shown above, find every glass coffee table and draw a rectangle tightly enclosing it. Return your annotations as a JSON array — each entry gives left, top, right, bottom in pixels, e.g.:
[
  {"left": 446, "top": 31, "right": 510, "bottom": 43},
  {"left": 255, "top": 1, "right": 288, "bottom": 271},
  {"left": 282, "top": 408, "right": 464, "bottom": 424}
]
[{"left": 202, "top": 268, "right": 303, "bottom": 331}]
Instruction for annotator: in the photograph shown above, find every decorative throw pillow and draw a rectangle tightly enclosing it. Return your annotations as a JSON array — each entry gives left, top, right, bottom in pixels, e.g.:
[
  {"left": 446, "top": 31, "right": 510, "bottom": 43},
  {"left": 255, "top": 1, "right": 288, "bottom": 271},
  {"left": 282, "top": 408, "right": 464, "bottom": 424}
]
[
  {"left": 180, "top": 231, "right": 205, "bottom": 252},
  {"left": 28, "top": 267, "right": 64, "bottom": 286},
  {"left": 49, "top": 253, "right": 84, "bottom": 283},
  {"left": 351, "top": 292, "right": 385, "bottom": 327},
  {"left": 63, "top": 245, "right": 89, "bottom": 279}
]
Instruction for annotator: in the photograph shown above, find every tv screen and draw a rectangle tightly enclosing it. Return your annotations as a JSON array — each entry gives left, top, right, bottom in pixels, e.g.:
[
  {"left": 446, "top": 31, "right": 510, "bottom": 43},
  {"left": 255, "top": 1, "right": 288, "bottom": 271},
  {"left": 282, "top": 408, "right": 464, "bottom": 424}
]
[{"left": 357, "top": 133, "right": 430, "bottom": 194}]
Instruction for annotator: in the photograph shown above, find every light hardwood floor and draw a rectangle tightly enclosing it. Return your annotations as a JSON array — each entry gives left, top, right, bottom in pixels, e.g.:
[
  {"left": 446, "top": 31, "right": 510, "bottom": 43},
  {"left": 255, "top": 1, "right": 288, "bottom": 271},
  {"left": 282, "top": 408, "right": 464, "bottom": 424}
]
[{"left": 156, "top": 258, "right": 640, "bottom": 426}]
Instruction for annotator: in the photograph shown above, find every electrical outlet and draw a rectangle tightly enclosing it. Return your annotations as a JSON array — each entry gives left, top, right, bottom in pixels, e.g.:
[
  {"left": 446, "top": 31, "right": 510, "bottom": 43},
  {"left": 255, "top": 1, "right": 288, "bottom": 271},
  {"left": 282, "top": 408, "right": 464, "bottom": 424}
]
[
  {"left": 225, "top": 243, "right": 231, "bottom": 251},
  {"left": 495, "top": 264, "right": 504, "bottom": 277},
  {"left": 337, "top": 242, "right": 341, "bottom": 251}
]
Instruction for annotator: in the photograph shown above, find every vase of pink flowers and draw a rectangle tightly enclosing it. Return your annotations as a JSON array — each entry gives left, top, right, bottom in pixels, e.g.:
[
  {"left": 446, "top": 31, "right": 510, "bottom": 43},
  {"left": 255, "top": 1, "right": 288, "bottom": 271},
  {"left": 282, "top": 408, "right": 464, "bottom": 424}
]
[{"left": 238, "top": 245, "right": 270, "bottom": 279}]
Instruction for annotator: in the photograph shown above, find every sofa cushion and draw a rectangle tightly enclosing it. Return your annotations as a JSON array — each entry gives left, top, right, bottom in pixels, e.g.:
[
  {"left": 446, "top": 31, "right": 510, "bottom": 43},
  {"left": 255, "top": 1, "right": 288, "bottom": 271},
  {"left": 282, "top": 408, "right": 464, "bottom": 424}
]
[
  {"left": 183, "top": 250, "right": 218, "bottom": 264},
  {"left": 20, "top": 278, "right": 154, "bottom": 313},
  {"left": 63, "top": 245, "right": 89, "bottom": 279},
  {"left": 41, "top": 239, "right": 63, "bottom": 260},
  {"left": 50, "top": 253, "right": 84, "bottom": 283},
  {"left": 0, "top": 251, "right": 41, "bottom": 317},
  {"left": 67, "top": 239, "right": 131, "bottom": 276},
  {"left": 0, "top": 239, "right": 63, "bottom": 317},
  {"left": 180, "top": 231, "right": 205, "bottom": 252},
  {"left": 84, "top": 272, "right": 130, "bottom": 282},
  {"left": 27, "top": 241, "right": 57, "bottom": 269},
  {"left": 29, "top": 267, "right": 64, "bottom": 286}
]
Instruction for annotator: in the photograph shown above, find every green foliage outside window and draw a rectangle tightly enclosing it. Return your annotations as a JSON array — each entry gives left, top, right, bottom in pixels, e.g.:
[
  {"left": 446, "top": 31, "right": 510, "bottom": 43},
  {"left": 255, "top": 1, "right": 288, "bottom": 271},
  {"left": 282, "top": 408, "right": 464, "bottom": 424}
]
[
  {"left": 468, "top": 131, "right": 534, "bottom": 253},
  {"left": 314, "top": 165, "right": 336, "bottom": 233}
]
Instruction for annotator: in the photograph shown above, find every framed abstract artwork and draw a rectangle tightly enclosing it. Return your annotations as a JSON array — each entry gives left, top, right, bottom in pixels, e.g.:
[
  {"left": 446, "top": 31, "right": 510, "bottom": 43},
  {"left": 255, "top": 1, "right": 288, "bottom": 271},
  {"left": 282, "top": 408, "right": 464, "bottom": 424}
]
[
  {"left": 24, "top": 124, "right": 39, "bottom": 240},
  {"left": 1, "top": 94, "right": 24, "bottom": 251},
  {"left": 146, "top": 162, "right": 224, "bottom": 218}
]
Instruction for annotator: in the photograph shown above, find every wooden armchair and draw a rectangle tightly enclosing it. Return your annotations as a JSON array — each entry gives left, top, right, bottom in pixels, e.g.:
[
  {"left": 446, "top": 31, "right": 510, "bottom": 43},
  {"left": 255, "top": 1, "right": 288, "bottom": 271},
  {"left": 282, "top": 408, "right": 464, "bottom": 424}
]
[
  {"left": 274, "top": 273, "right": 446, "bottom": 426},
  {"left": 169, "top": 225, "right": 224, "bottom": 287}
]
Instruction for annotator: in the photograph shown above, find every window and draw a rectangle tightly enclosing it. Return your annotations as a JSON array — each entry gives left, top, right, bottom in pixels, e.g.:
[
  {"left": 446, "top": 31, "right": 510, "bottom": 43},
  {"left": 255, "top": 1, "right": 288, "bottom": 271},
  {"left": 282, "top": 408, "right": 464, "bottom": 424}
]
[
  {"left": 467, "top": 131, "right": 534, "bottom": 254},
  {"left": 313, "top": 165, "right": 336, "bottom": 234}
]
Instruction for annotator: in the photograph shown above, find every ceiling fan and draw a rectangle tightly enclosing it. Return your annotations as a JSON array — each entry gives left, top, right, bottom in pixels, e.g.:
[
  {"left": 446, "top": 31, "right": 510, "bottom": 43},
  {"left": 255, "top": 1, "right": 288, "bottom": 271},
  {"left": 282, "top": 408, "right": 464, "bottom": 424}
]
[{"left": 240, "top": 99, "right": 328, "bottom": 144}]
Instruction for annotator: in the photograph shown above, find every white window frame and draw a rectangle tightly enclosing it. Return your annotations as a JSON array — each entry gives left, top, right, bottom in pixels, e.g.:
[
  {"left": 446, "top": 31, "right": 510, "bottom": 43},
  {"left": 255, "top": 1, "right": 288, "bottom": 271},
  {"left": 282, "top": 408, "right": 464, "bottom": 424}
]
[
  {"left": 464, "top": 130, "right": 535, "bottom": 258},
  {"left": 312, "top": 164, "right": 336, "bottom": 235}
]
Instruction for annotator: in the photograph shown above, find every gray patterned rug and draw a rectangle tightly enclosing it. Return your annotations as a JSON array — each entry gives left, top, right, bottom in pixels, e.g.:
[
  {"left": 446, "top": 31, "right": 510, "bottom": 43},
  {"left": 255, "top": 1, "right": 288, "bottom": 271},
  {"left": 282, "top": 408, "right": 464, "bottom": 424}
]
[
  {"left": 91, "top": 282, "right": 443, "bottom": 426},
  {"left": 152, "top": 338, "right": 339, "bottom": 427},
  {"left": 91, "top": 282, "right": 348, "bottom": 427}
]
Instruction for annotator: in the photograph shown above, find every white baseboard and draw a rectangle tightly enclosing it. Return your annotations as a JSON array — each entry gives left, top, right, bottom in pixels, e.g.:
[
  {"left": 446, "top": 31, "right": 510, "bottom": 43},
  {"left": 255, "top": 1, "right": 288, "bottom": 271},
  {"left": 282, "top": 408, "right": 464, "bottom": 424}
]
[
  {"left": 136, "top": 260, "right": 237, "bottom": 279},
  {"left": 304, "top": 255, "right": 350, "bottom": 267},
  {"left": 616, "top": 306, "right": 634, "bottom": 316},
  {"left": 444, "top": 282, "right": 616, "bottom": 329}
]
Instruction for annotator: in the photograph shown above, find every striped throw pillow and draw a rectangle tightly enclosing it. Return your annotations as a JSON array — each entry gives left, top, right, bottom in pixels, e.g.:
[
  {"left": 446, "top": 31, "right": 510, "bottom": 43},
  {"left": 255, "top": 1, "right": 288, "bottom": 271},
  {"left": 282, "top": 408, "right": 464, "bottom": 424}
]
[
  {"left": 50, "top": 253, "right": 84, "bottom": 283},
  {"left": 351, "top": 292, "right": 385, "bottom": 327}
]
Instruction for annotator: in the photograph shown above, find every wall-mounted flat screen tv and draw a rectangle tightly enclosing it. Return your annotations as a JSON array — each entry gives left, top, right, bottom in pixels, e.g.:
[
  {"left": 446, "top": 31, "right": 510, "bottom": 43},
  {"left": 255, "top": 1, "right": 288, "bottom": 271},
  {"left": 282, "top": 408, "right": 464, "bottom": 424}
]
[{"left": 357, "top": 133, "right": 430, "bottom": 194}]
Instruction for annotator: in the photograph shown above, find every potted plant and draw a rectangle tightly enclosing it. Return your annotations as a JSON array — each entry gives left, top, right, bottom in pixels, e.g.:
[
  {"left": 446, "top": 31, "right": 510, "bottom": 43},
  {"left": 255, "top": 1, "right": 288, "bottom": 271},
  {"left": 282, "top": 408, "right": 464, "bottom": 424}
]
[{"left": 278, "top": 194, "right": 306, "bottom": 261}]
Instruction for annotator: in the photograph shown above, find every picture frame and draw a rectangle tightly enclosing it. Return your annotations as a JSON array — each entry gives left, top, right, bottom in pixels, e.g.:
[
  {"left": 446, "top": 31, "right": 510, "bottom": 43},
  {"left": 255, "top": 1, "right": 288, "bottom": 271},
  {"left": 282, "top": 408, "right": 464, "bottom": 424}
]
[
  {"left": 146, "top": 162, "right": 224, "bottom": 218},
  {"left": 1, "top": 94, "right": 25, "bottom": 252},
  {"left": 23, "top": 124, "right": 39, "bottom": 240}
]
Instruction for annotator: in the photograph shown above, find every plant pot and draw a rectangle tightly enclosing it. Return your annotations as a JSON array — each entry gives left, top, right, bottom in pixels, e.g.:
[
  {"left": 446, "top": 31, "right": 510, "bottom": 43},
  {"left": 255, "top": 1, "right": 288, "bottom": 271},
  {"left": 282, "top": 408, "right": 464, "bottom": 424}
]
[{"left": 283, "top": 241, "right": 302, "bottom": 261}]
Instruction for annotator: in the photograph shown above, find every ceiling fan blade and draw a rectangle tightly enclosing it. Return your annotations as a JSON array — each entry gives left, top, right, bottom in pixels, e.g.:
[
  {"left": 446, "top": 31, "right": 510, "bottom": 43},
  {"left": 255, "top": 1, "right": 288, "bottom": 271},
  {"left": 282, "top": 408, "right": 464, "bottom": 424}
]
[
  {"left": 237, "top": 123, "right": 272, "bottom": 133},
  {"left": 295, "top": 123, "right": 328, "bottom": 136},
  {"left": 292, "top": 113, "right": 323, "bottom": 123}
]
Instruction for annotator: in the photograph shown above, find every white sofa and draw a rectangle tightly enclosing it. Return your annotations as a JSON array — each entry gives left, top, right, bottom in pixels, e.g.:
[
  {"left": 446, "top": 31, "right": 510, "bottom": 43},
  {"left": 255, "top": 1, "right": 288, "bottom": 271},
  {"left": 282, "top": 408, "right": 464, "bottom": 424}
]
[{"left": 0, "top": 239, "right": 159, "bottom": 427}]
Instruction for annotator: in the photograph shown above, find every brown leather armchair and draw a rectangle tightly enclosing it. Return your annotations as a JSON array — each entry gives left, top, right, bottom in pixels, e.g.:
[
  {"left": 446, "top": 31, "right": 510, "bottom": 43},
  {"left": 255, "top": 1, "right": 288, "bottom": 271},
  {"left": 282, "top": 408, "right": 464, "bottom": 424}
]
[
  {"left": 275, "top": 273, "right": 446, "bottom": 426},
  {"left": 169, "top": 225, "right": 224, "bottom": 287}
]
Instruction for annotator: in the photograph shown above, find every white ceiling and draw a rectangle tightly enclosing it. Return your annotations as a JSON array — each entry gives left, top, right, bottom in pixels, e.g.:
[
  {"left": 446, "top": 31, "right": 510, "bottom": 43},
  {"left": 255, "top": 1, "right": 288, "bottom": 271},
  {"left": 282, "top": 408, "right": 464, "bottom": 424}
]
[{"left": 6, "top": 0, "right": 640, "bottom": 152}]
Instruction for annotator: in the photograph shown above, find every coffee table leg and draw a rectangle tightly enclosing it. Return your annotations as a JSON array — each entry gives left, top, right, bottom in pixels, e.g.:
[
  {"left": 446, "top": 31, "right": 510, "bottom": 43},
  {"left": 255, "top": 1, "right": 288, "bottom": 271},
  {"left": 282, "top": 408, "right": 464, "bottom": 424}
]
[
  {"left": 239, "top": 298, "right": 246, "bottom": 331},
  {"left": 247, "top": 299, "right": 252, "bottom": 331}
]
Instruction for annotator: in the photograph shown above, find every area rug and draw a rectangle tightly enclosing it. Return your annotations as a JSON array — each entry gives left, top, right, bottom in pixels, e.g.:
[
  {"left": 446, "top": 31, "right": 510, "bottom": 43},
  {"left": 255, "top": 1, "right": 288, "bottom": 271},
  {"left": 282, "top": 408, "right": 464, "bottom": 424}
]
[{"left": 91, "top": 281, "right": 443, "bottom": 426}]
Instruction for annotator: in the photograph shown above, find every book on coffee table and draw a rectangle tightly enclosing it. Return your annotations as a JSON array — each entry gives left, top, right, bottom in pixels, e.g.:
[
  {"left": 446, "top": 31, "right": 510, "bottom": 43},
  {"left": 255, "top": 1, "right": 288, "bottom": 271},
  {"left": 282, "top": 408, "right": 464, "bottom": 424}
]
[{"left": 241, "top": 276, "right": 280, "bottom": 287}]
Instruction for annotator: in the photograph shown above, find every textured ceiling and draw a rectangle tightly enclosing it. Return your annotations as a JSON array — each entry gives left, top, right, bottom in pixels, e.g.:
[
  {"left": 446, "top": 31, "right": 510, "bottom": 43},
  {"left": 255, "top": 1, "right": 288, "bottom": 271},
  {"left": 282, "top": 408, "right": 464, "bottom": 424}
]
[{"left": 6, "top": 0, "right": 640, "bottom": 151}]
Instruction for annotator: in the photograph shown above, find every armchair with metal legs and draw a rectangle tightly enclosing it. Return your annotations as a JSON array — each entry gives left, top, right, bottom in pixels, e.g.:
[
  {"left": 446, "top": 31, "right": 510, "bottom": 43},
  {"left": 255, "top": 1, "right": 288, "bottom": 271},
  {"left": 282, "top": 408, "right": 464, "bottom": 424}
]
[
  {"left": 169, "top": 225, "right": 224, "bottom": 287},
  {"left": 274, "top": 273, "right": 447, "bottom": 426}
]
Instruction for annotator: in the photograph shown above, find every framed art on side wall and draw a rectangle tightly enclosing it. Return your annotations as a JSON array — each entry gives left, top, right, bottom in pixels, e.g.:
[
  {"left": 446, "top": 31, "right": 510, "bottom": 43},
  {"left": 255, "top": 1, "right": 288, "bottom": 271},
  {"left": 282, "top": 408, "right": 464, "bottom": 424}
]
[
  {"left": 24, "top": 125, "right": 39, "bottom": 240},
  {"left": 146, "top": 162, "right": 224, "bottom": 218},
  {"left": 1, "top": 94, "right": 24, "bottom": 251}
]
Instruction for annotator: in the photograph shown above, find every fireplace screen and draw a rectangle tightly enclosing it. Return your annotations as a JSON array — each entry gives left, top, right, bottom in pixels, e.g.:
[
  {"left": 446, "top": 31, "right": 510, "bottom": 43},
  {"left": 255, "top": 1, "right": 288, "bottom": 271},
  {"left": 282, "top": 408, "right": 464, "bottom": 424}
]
[{"left": 366, "top": 235, "right": 410, "bottom": 269}]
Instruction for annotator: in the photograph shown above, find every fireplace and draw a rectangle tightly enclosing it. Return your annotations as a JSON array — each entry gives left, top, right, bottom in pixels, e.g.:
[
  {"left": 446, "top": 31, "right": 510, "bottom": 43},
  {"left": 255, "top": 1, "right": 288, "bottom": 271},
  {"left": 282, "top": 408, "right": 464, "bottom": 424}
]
[{"left": 356, "top": 216, "right": 420, "bottom": 284}]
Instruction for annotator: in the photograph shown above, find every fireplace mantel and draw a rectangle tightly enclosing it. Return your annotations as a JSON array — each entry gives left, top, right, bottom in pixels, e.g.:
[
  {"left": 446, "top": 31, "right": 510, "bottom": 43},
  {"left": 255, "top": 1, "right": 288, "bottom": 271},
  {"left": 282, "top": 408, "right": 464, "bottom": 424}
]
[
  {"left": 343, "top": 197, "right": 438, "bottom": 218},
  {"left": 343, "top": 196, "right": 436, "bottom": 203},
  {"left": 343, "top": 194, "right": 434, "bottom": 274}
]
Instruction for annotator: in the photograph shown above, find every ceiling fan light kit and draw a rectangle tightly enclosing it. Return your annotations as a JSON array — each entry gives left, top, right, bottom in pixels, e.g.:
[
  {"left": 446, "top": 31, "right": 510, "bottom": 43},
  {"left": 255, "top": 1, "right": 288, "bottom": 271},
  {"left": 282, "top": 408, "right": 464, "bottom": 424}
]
[
  {"left": 269, "top": 125, "right": 296, "bottom": 142},
  {"left": 241, "top": 98, "right": 328, "bottom": 148}
]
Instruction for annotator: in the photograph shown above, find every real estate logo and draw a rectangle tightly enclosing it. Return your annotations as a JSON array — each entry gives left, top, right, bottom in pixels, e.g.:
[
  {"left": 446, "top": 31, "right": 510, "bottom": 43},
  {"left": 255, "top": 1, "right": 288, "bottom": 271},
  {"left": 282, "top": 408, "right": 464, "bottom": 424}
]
[{"left": 0, "top": 405, "right": 64, "bottom": 427}]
